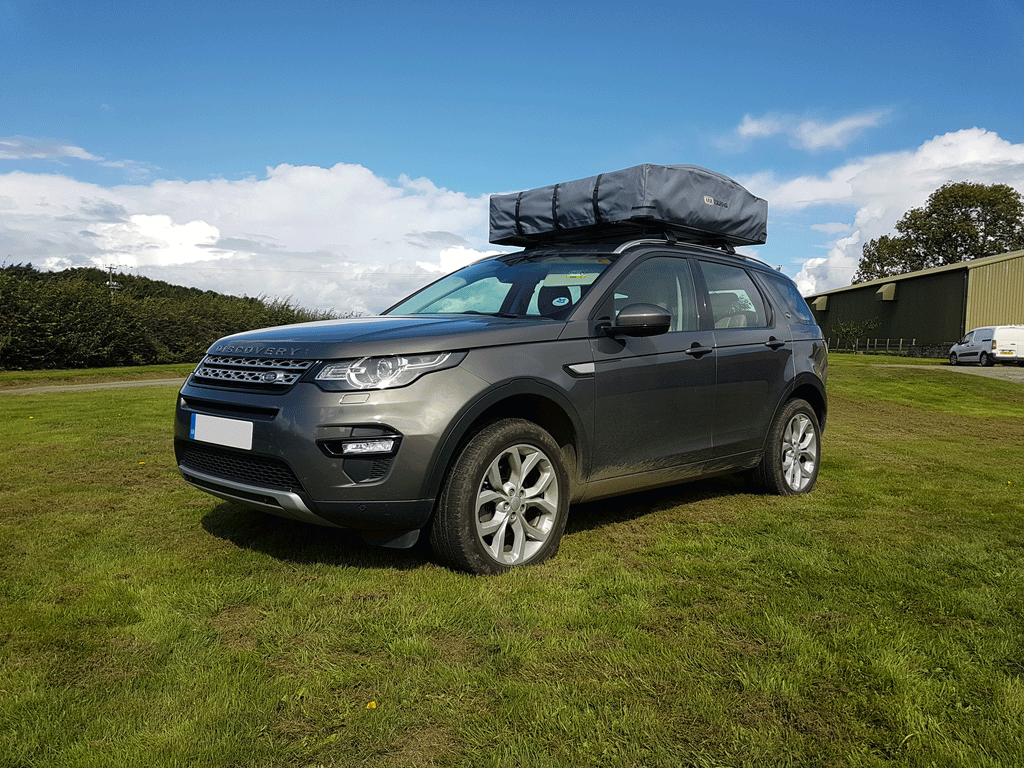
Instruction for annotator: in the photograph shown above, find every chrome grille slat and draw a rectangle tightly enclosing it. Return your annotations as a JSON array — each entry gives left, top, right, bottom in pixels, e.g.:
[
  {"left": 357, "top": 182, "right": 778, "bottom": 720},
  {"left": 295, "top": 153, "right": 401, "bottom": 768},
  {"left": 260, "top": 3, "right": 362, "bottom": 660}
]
[
  {"left": 195, "top": 366, "right": 303, "bottom": 385},
  {"left": 191, "top": 355, "right": 315, "bottom": 391},
  {"left": 203, "top": 356, "right": 314, "bottom": 370}
]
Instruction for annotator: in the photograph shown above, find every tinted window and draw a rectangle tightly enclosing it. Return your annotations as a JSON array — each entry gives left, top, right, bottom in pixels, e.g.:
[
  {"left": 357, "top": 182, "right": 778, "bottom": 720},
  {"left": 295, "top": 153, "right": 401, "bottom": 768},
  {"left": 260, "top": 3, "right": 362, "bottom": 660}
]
[
  {"left": 387, "top": 254, "right": 615, "bottom": 318},
  {"left": 424, "top": 277, "right": 509, "bottom": 314},
  {"left": 610, "top": 257, "right": 697, "bottom": 332},
  {"left": 761, "top": 271, "right": 814, "bottom": 324},
  {"left": 698, "top": 261, "right": 768, "bottom": 329}
]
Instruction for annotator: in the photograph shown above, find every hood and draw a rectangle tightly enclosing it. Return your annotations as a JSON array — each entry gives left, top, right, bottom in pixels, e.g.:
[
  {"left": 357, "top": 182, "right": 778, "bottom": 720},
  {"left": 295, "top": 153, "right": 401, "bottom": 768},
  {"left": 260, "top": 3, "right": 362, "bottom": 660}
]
[{"left": 206, "top": 314, "right": 566, "bottom": 360}]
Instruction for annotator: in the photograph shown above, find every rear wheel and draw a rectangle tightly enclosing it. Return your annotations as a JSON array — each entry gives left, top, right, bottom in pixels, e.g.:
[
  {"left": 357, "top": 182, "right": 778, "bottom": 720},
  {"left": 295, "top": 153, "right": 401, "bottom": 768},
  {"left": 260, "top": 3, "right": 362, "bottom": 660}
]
[
  {"left": 431, "top": 419, "right": 569, "bottom": 575},
  {"left": 980, "top": 352, "right": 992, "bottom": 367},
  {"left": 751, "top": 398, "right": 820, "bottom": 495}
]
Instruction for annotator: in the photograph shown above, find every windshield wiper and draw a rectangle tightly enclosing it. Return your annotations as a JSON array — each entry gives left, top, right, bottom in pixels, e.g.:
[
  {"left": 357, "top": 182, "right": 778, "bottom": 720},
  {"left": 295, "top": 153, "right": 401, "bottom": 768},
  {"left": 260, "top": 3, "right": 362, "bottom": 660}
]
[{"left": 456, "top": 310, "right": 522, "bottom": 319}]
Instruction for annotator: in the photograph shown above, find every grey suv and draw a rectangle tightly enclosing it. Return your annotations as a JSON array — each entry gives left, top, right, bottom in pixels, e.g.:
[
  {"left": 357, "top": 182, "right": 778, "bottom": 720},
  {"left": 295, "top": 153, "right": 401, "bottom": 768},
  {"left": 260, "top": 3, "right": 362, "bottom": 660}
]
[{"left": 174, "top": 167, "right": 827, "bottom": 574}]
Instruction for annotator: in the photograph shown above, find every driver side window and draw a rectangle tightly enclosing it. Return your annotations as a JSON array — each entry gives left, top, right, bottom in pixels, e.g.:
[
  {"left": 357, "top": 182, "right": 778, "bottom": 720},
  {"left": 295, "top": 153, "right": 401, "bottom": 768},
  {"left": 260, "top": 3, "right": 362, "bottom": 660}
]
[{"left": 610, "top": 257, "right": 697, "bottom": 333}]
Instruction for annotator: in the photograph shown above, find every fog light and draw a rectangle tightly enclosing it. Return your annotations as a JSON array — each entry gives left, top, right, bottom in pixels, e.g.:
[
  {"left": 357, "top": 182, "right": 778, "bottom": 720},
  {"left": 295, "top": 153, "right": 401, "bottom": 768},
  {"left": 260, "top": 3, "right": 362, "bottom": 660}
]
[{"left": 341, "top": 439, "right": 396, "bottom": 455}]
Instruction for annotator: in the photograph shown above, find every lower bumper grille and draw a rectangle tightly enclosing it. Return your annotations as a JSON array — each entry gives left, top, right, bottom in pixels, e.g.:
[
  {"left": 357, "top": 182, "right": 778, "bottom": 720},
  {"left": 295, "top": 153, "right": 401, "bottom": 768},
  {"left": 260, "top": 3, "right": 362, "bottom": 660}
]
[{"left": 176, "top": 440, "right": 305, "bottom": 492}]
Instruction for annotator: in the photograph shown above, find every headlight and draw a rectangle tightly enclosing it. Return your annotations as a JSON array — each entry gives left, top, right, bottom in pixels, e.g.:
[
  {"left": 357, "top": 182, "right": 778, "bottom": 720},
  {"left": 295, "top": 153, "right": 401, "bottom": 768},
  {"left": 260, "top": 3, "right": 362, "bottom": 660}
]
[{"left": 314, "top": 352, "right": 465, "bottom": 391}]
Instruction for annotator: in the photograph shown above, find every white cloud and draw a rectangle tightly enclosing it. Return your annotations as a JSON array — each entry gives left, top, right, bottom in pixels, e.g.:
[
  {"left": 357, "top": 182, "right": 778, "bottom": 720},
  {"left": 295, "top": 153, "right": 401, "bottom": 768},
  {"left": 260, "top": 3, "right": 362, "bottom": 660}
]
[
  {"left": 793, "top": 236, "right": 858, "bottom": 296},
  {"left": 0, "top": 160, "right": 497, "bottom": 314},
  {"left": 736, "top": 114, "right": 788, "bottom": 140},
  {"left": 6, "top": 128, "right": 1024, "bottom": 309},
  {"left": 85, "top": 214, "right": 224, "bottom": 266},
  {"left": 0, "top": 136, "right": 101, "bottom": 161},
  {"left": 419, "top": 245, "right": 502, "bottom": 275},
  {"left": 811, "top": 222, "right": 854, "bottom": 235},
  {"left": 794, "top": 113, "right": 891, "bottom": 151},
  {"left": 0, "top": 135, "right": 154, "bottom": 179},
  {"left": 746, "top": 128, "right": 1024, "bottom": 294},
  {"left": 739, "top": 162, "right": 872, "bottom": 210},
  {"left": 724, "top": 110, "right": 890, "bottom": 152}
]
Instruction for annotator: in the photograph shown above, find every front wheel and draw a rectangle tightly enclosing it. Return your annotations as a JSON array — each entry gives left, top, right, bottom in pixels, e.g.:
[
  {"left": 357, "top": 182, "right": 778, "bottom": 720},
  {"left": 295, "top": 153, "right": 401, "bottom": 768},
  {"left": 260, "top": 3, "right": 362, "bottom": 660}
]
[
  {"left": 949, "top": 353, "right": 958, "bottom": 366},
  {"left": 431, "top": 419, "right": 570, "bottom": 575},
  {"left": 750, "top": 399, "right": 821, "bottom": 495}
]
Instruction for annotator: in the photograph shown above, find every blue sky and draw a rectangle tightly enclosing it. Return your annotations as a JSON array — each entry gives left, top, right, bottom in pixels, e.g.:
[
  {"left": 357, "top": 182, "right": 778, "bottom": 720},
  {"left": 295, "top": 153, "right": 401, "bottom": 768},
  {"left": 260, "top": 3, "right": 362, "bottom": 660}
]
[{"left": 2, "top": 0, "right": 1024, "bottom": 312}]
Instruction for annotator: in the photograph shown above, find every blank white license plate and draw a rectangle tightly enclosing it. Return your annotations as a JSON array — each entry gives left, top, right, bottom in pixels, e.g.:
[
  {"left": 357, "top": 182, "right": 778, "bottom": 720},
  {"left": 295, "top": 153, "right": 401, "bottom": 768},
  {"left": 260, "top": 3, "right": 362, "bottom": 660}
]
[{"left": 190, "top": 413, "right": 253, "bottom": 451}]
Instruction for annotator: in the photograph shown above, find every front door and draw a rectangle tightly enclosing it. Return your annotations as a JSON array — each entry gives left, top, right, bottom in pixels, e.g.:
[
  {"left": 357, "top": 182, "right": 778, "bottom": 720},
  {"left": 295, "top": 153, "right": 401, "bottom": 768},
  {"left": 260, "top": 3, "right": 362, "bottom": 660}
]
[{"left": 586, "top": 255, "right": 716, "bottom": 498}]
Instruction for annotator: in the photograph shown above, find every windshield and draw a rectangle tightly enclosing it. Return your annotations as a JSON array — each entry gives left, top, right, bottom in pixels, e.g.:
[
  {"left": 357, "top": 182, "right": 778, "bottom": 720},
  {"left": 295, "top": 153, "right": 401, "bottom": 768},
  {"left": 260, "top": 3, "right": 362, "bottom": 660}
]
[{"left": 386, "top": 253, "right": 617, "bottom": 319}]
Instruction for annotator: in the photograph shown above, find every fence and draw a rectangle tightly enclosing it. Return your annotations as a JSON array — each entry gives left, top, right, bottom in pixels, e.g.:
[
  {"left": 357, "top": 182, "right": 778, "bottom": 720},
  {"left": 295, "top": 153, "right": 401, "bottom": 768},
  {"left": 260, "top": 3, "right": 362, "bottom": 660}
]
[{"left": 826, "top": 338, "right": 954, "bottom": 359}]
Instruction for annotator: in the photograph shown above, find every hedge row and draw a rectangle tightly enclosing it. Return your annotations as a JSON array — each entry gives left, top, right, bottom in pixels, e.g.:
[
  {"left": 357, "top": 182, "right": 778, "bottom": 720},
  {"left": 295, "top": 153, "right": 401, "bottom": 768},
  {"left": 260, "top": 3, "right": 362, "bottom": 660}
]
[{"left": 0, "top": 264, "right": 337, "bottom": 370}]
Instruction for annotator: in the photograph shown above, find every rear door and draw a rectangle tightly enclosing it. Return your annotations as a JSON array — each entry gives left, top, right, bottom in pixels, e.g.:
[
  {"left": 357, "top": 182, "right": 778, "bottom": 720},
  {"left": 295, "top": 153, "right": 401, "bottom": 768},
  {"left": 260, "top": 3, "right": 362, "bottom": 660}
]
[
  {"left": 993, "top": 327, "right": 1022, "bottom": 362},
  {"left": 694, "top": 259, "right": 792, "bottom": 465}
]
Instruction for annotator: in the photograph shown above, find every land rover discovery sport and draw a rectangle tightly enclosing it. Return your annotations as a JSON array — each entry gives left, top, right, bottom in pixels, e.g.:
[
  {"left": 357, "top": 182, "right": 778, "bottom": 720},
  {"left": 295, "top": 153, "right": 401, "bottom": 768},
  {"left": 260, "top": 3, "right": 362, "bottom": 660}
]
[{"left": 174, "top": 165, "right": 827, "bottom": 574}]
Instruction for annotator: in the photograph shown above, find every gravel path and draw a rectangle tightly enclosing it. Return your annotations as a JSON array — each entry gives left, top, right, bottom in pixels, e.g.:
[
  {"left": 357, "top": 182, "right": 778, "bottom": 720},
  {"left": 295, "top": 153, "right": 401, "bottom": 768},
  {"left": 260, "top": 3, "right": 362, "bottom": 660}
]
[
  {"left": 883, "top": 364, "right": 1024, "bottom": 383},
  {"left": 0, "top": 378, "right": 186, "bottom": 395}
]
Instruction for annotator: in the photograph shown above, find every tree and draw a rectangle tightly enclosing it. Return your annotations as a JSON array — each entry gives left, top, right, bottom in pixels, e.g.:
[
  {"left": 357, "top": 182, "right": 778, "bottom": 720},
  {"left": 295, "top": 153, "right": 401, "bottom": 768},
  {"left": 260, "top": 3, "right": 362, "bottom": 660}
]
[
  {"left": 853, "top": 182, "right": 1024, "bottom": 283},
  {"left": 833, "top": 316, "right": 879, "bottom": 344}
]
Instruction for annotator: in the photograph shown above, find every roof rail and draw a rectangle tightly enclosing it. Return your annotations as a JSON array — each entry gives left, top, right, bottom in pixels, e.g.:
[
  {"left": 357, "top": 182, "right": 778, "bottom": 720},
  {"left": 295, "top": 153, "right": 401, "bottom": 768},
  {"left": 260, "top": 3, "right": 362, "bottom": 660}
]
[{"left": 520, "top": 224, "right": 741, "bottom": 253}]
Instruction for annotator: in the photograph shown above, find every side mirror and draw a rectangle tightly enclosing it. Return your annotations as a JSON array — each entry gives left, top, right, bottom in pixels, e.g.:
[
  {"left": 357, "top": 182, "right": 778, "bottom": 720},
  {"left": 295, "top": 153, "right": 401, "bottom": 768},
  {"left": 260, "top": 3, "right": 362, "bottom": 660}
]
[{"left": 604, "top": 303, "right": 672, "bottom": 338}]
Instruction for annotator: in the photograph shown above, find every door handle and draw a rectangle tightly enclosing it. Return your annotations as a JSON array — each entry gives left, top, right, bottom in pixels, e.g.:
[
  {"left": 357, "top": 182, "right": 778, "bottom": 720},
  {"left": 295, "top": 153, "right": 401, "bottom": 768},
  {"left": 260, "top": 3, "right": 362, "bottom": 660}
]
[
  {"left": 685, "top": 344, "right": 714, "bottom": 358},
  {"left": 765, "top": 338, "right": 786, "bottom": 350}
]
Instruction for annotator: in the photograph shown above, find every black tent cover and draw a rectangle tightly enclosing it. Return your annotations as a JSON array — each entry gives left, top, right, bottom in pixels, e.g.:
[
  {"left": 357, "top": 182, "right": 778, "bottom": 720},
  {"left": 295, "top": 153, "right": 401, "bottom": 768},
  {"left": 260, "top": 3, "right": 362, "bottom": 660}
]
[{"left": 489, "top": 164, "right": 767, "bottom": 248}]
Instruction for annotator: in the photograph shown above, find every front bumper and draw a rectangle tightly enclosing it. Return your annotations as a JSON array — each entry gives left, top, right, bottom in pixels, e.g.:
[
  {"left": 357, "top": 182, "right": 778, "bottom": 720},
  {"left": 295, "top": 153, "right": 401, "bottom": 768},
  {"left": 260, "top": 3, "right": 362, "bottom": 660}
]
[{"left": 174, "top": 364, "right": 490, "bottom": 537}]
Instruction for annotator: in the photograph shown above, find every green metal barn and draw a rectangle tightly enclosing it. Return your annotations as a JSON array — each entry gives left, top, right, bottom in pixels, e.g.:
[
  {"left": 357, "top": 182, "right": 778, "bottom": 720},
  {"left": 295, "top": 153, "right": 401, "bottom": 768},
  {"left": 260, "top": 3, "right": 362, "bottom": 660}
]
[{"left": 806, "top": 249, "right": 1024, "bottom": 348}]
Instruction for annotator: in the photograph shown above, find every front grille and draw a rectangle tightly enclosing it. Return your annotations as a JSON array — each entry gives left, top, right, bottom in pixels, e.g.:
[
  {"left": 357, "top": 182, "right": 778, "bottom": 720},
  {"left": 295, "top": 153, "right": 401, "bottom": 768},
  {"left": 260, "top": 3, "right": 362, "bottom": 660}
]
[
  {"left": 191, "top": 355, "right": 315, "bottom": 392},
  {"left": 177, "top": 440, "right": 305, "bottom": 492}
]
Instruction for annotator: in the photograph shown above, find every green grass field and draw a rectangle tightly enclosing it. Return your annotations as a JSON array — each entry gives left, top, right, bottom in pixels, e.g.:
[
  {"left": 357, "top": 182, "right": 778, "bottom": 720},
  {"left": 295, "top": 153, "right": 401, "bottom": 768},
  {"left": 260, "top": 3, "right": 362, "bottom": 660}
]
[{"left": 1, "top": 355, "right": 1022, "bottom": 767}]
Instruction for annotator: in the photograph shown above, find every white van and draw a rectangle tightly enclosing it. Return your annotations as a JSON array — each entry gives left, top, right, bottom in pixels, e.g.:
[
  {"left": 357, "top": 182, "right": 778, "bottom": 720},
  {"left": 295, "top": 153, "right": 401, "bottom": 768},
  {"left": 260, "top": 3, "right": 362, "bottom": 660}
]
[{"left": 949, "top": 325, "right": 1024, "bottom": 366}]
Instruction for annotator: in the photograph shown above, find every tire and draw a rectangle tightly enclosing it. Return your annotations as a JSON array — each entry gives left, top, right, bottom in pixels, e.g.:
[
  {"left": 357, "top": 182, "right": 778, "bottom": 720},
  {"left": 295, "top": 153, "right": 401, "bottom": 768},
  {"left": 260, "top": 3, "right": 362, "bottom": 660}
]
[
  {"left": 949, "top": 353, "right": 958, "bottom": 366},
  {"left": 979, "top": 352, "right": 992, "bottom": 367},
  {"left": 430, "top": 419, "right": 570, "bottom": 575},
  {"left": 751, "top": 399, "right": 820, "bottom": 495}
]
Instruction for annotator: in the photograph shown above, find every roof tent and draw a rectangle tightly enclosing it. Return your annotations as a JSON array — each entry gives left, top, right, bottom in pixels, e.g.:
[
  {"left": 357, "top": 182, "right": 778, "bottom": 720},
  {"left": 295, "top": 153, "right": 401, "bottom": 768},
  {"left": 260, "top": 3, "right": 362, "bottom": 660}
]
[{"left": 489, "top": 164, "right": 768, "bottom": 249}]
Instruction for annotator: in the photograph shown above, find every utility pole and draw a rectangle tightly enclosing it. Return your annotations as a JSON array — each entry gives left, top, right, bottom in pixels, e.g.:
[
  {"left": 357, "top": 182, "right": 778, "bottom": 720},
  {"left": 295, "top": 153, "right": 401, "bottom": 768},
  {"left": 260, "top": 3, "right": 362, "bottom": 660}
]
[{"left": 106, "top": 265, "right": 121, "bottom": 297}]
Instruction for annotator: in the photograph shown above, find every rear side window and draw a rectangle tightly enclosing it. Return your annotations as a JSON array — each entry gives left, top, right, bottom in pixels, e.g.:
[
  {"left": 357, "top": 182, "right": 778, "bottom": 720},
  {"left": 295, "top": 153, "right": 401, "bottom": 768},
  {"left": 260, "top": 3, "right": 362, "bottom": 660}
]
[
  {"left": 698, "top": 261, "right": 768, "bottom": 329},
  {"left": 761, "top": 271, "right": 815, "bottom": 324}
]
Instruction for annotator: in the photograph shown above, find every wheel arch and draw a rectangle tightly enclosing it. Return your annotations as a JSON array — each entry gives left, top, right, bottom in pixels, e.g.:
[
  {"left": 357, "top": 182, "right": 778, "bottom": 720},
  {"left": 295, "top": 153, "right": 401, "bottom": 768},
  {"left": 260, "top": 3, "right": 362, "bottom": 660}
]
[
  {"left": 421, "top": 379, "right": 588, "bottom": 509},
  {"left": 781, "top": 373, "right": 828, "bottom": 434}
]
